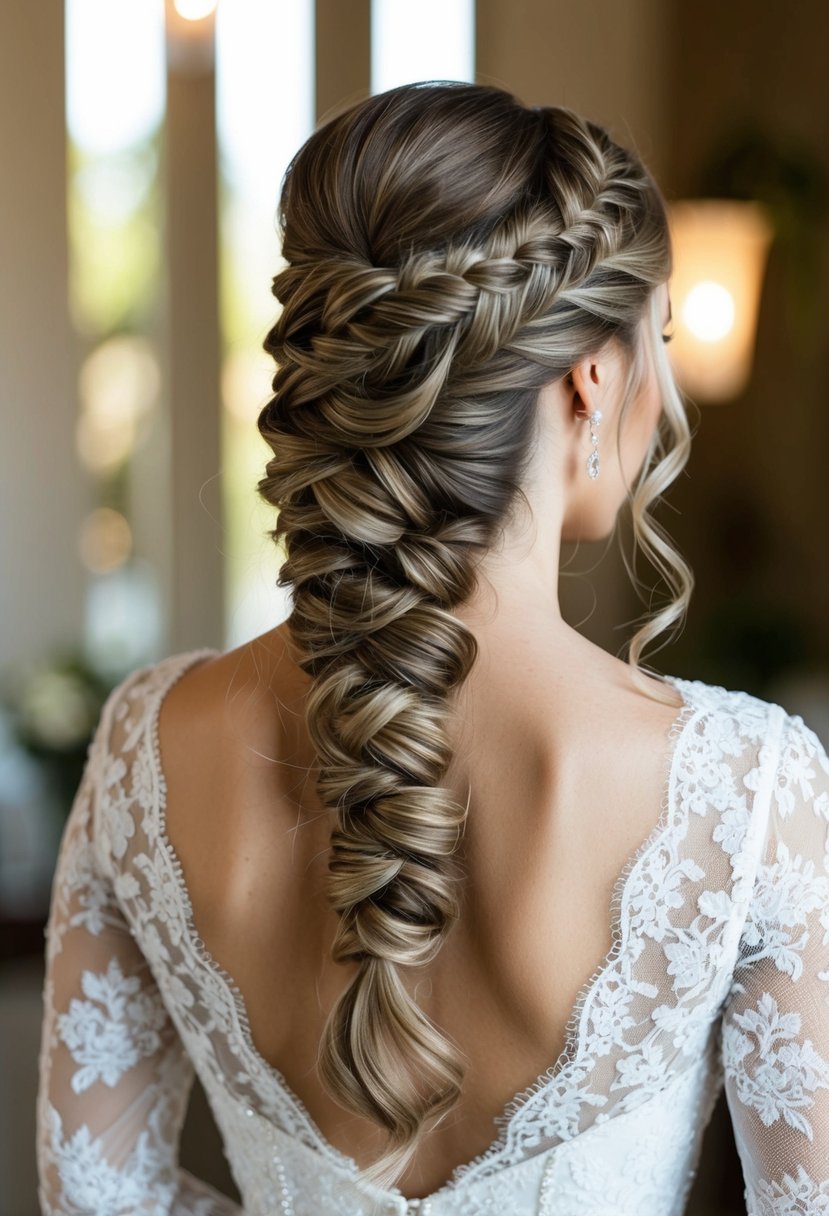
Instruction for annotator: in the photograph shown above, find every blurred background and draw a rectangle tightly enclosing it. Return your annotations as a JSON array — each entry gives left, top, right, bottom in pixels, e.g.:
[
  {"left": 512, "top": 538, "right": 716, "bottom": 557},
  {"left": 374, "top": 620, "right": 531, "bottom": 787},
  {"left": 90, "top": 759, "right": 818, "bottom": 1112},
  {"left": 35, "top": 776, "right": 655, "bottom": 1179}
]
[{"left": 1, "top": 0, "right": 827, "bottom": 1211}]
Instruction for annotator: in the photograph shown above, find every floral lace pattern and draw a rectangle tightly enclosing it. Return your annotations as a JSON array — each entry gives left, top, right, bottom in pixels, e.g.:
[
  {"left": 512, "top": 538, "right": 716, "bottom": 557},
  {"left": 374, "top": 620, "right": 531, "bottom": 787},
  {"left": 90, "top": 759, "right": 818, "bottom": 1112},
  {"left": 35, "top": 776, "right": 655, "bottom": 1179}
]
[
  {"left": 56, "top": 954, "right": 168, "bottom": 1093},
  {"left": 720, "top": 710, "right": 829, "bottom": 1215},
  {"left": 35, "top": 649, "right": 829, "bottom": 1214}
]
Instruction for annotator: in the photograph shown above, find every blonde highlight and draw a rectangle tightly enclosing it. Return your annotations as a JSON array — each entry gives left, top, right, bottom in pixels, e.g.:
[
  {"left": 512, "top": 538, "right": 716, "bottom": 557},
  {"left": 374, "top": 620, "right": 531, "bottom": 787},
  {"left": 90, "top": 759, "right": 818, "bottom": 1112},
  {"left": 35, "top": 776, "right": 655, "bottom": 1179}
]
[{"left": 255, "top": 81, "right": 693, "bottom": 1190}]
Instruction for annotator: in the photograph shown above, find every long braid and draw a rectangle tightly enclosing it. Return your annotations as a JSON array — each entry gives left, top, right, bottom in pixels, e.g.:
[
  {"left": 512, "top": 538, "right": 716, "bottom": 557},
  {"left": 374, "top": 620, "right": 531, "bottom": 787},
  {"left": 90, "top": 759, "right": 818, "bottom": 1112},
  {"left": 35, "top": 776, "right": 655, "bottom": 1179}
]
[{"left": 256, "top": 83, "right": 685, "bottom": 1190}]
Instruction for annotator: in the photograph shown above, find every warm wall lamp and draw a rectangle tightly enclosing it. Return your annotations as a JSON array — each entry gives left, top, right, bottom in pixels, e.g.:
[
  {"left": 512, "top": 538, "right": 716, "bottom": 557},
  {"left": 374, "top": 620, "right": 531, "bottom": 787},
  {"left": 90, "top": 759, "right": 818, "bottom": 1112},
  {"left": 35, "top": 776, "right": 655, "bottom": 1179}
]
[
  {"left": 665, "top": 120, "right": 828, "bottom": 405},
  {"left": 666, "top": 198, "right": 774, "bottom": 404}
]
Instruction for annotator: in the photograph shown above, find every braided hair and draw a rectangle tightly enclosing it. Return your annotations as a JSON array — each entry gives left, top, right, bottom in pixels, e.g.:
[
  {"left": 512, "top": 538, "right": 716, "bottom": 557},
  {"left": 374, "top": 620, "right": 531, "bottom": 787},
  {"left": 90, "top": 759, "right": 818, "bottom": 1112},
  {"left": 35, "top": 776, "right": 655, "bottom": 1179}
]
[{"left": 256, "top": 81, "right": 692, "bottom": 1190}]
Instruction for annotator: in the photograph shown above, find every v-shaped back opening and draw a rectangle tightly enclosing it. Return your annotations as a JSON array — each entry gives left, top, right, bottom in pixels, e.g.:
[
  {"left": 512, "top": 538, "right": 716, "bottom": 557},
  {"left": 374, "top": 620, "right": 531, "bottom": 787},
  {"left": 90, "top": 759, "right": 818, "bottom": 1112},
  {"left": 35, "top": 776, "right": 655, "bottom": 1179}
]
[{"left": 140, "top": 649, "right": 705, "bottom": 1205}]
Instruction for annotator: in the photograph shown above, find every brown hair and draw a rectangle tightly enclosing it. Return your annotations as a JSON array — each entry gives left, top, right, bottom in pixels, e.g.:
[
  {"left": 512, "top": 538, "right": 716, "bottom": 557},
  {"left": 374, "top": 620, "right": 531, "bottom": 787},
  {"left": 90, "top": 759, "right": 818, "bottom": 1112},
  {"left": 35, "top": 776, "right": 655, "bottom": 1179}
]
[{"left": 256, "top": 80, "right": 692, "bottom": 1190}]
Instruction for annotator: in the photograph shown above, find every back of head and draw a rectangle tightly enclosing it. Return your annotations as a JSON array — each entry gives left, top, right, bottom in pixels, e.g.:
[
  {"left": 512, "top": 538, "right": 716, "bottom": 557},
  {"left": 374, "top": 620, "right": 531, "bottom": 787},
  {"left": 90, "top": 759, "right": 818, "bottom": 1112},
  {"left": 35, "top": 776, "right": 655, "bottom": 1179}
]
[{"left": 256, "top": 80, "right": 688, "bottom": 1190}]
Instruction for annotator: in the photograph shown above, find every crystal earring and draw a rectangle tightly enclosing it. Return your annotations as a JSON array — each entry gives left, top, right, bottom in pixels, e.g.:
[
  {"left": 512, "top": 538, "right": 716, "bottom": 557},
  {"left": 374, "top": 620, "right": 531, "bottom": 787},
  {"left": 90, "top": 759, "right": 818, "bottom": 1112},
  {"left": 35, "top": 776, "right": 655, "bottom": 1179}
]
[{"left": 586, "top": 409, "right": 602, "bottom": 480}]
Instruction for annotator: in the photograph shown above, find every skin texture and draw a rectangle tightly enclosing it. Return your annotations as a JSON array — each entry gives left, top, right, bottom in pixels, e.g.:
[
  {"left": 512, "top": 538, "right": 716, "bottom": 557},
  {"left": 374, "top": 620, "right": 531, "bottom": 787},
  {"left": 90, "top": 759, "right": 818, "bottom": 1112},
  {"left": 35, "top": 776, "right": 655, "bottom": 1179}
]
[
  {"left": 158, "top": 284, "right": 685, "bottom": 1200},
  {"left": 461, "top": 282, "right": 672, "bottom": 627}
]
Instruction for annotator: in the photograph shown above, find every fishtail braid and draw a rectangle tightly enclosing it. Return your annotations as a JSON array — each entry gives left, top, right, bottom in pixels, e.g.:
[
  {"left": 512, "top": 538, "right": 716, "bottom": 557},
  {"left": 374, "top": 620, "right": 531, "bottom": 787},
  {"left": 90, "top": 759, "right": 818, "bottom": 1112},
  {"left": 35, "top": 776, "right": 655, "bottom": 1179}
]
[{"left": 256, "top": 81, "right": 688, "bottom": 1190}]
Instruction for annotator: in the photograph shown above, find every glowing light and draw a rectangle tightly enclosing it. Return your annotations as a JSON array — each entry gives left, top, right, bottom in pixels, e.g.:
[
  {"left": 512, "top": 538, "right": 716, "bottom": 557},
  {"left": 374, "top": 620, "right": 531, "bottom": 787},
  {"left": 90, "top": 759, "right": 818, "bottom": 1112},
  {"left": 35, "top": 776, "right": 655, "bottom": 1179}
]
[
  {"left": 682, "top": 281, "right": 736, "bottom": 343},
  {"left": 667, "top": 199, "right": 774, "bottom": 402},
  {"left": 78, "top": 509, "right": 134, "bottom": 574},
  {"left": 174, "top": 0, "right": 218, "bottom": 18},
  {"left": 222, "top": 350, "right": 273, "bottom": 423},
  {"left": 76, "top": 336, "right": 161, "bottom": 473}
]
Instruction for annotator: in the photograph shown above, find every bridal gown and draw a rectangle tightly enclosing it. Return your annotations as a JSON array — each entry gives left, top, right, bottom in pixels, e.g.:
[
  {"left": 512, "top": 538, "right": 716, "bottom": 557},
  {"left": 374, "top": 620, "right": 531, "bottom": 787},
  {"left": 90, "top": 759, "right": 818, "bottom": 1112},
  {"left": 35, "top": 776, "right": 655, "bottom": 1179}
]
[{"left": 35, "top": 648, "right": 829, "bottom": 1215}]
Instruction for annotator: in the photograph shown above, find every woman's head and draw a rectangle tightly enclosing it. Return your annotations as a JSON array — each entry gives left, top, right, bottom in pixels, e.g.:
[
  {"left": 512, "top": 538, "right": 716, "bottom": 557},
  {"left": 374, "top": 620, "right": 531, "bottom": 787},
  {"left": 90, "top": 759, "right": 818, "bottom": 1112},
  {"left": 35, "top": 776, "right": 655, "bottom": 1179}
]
[{"left": 257, "top": 80, "right": 692, "bottom": 1189}]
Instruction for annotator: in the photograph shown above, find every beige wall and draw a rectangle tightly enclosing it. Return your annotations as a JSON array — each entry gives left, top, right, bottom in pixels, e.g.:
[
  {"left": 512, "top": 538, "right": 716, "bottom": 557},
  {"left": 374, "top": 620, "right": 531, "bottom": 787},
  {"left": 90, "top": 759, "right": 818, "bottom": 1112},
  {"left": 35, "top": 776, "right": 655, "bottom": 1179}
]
[
  {"left": 316, "top": 0, "right": 370, "bottom": 121},
  {"left": 163, "top": 12, "right": 224, "bottom": 653},
  {"left": 0, "top": 0, "right": 87, "bottom": 667},
  {"left": 477, "top": 0, "right": 674, "bottom": 183},
  {"left": 659, "top": 0, "right": 829, "bottom": 687}
]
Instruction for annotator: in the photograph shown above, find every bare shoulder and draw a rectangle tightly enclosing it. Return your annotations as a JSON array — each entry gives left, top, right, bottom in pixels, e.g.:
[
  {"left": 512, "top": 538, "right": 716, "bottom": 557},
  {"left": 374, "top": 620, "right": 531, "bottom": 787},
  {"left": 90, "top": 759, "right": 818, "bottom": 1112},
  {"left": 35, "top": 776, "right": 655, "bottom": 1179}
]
[
  {"left": 160, "top": 625, "right": 685, "bottom": 787},
  {"left": 162, "top": 625, "right": 304, "bottom": 724},
  {"left": 156, "top": 628, "right": 321, "bottom": 883}
]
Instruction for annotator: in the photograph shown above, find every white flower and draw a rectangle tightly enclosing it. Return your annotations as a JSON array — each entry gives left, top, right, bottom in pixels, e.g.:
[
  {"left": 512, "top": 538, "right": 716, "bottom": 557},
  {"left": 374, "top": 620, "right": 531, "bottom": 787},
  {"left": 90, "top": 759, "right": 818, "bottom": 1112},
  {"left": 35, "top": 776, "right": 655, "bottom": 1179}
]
[
  {"left": 114, "top": 871, "right": 141, "bottom": 902},
  {"left": 697, "top": 888, "right": 733, "bottom": 923},
  {"left": 712, "top": 801, "right": 751, "bottom": 856},
  {"left": 750, "top": 1165, "right": 829, "bottom": 1214},
  {"left": 586, "top": 981, "right": 637, "bottom": 1055},
  {"left": 610, "top": 1037, "right": 666, "bottom": 1091},
  {"left": 629, "top": 853, "right": 705, "bottom": 942},
  {"left": 57, "top": 956, "right": 166, "bottom": 1092},
  {"left": 664, "top": 929, "right": 712, "bottom": 992},
  {"left": 723, "top": 991, "right": 829, "bottom": 1140}
]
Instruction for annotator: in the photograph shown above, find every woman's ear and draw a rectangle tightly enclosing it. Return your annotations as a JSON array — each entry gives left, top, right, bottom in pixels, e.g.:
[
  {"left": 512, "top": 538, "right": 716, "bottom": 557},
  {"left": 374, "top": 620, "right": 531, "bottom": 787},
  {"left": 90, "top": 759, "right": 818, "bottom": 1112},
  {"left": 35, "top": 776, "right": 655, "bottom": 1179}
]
[{"left": 568, "top": 356, "right": 602, "bottom": 422}]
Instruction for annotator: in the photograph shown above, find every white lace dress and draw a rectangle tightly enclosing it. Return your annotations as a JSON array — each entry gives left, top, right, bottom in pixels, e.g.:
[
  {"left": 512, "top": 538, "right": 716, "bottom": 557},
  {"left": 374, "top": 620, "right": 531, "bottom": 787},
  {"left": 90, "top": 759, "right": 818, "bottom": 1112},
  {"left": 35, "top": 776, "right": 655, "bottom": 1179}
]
[{"left": 35, "top": 649, "right": 829, "bottom": 1215}]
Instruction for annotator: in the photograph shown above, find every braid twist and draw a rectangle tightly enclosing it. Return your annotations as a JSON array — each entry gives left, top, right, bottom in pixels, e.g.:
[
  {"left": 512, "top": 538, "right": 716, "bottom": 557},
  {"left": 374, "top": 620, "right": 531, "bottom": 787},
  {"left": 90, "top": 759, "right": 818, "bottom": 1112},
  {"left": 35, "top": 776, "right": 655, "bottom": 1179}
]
[
  {"left": 273, "top": 170, "right": 641, "bottom": 421},
  {"left": 256, "top": 82, "right": 689, "bottom": 1190}
]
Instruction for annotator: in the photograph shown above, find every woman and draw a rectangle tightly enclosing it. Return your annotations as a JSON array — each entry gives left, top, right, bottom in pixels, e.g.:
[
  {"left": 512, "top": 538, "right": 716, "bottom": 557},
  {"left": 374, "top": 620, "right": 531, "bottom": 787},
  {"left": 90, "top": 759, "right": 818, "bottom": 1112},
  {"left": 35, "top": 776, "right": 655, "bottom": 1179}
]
[{"left": 36, "top": 82, "right": 829, "bottom": 1215}]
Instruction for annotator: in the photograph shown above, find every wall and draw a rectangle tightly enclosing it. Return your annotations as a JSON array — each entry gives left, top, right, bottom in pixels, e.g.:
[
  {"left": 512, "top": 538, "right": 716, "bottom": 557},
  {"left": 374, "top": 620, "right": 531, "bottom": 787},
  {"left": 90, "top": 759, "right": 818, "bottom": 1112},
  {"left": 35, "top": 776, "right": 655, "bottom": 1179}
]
[
  {"left": 0, "top": 0, "right": 86, "bottom": 667},
  {"left": 660, "top": 0, "right": 829, "bottom": 694}
]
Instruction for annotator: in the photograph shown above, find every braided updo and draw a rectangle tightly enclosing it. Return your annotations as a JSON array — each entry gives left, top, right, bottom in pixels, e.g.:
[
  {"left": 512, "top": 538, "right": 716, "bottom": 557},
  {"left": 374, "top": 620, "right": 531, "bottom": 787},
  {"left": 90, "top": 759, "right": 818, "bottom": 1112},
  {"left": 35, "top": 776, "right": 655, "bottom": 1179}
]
[{"left": 256, "top": 81, "right": 692, "bottom": 1189}]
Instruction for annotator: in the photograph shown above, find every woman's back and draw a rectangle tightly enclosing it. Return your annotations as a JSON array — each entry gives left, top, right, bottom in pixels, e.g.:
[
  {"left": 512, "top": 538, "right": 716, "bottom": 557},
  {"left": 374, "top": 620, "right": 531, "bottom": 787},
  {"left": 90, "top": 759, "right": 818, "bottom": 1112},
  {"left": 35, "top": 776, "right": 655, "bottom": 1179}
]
[
  {"left": 36, "top": 633, "right": 829, "bottom": 1213},
  {"left": 157, "top": 624, "right": 689, "bottom": 1199}
]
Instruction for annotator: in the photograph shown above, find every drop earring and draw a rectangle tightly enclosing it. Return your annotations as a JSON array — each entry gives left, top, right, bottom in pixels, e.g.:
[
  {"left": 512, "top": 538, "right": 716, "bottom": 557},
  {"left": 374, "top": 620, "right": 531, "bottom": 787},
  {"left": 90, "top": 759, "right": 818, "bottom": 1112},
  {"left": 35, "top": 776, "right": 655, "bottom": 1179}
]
[{"left": 586, "top": 409, "right": 602, "bottom": 480}]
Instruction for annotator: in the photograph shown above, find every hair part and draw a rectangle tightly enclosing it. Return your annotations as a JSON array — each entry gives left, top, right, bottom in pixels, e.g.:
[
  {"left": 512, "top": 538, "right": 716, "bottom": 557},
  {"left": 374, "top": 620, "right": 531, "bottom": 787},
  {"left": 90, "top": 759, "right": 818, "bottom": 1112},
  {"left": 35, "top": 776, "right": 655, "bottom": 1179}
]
[{"left": 256, "top": 80, "right": 692, "bottom": 1190}]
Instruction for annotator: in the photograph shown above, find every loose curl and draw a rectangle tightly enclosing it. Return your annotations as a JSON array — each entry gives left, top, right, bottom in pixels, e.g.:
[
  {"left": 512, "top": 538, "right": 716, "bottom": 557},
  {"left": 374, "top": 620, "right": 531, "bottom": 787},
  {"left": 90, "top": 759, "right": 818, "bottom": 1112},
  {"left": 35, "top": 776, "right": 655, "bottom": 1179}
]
[{"left": 256, "top": 80, "right": 693, "bottom": 1190}]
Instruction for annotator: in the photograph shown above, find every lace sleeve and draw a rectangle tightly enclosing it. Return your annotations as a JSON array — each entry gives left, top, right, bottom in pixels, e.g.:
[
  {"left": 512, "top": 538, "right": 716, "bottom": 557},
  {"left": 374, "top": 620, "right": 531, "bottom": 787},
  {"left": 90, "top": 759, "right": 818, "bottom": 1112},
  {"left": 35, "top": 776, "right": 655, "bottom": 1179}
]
[
  {"left": 720, "top": 708, "right": 829, "bottom": 1214},
  {"left": 35, "top": 679, "right": 242, "bottom": 1216}
]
